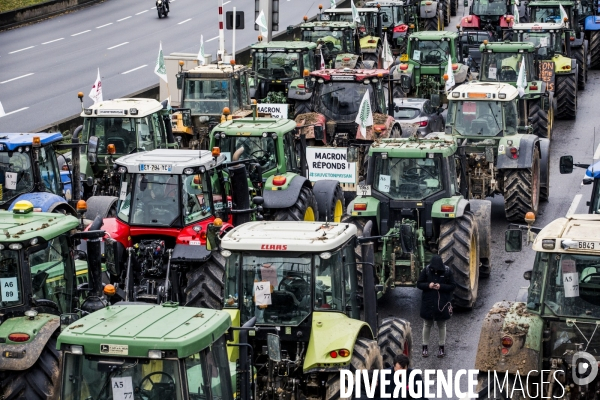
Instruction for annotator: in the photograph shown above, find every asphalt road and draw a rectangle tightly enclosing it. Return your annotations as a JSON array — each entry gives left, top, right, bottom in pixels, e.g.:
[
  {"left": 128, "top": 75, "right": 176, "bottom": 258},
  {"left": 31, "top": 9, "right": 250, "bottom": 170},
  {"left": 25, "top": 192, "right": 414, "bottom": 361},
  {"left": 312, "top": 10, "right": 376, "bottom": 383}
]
[{"left": 0, "top": 0, "right": 325, "bottom": 132}]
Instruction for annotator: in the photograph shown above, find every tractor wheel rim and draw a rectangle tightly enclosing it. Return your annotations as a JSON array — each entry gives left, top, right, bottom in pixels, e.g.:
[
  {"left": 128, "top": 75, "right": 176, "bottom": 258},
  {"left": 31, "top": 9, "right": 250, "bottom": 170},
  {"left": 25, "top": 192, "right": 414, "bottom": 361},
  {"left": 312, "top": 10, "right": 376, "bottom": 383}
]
[
  {"left": 333, "top": 199, "right": 343, "bottom": 222},
  {"left": 470, "top": 234, "right": 477, "bottom": 289},
  {"left": 304, "top": 206, "right": 316, "bottom": 221}
]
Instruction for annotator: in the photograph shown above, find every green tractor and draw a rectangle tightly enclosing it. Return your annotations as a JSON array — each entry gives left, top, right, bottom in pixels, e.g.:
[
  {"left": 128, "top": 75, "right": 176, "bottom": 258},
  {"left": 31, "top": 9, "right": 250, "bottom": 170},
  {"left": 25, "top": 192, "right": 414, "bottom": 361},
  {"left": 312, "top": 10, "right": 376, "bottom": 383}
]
[
  {"left": 477, "top": 40, "right": 555, "bottom": 137},
  {"left": 364, "top": 0, "right": 416, "bottom": 54},
  {"left": 445, "top": 81, "right": 551, "bottom": 222},
  {"left": 474, "top": 213, "right": 600, "bottom": 397},
  {"left": 394, "top": 31, "right": 470, "bottom": 102},
  {"left": 513, "top": 21, "right": 579, "bottom": 120},
  {"left": 218, "top": 220, "right": 413, "bottom": 397},
  {"left": 299, "top": 19, "right": 363, "bottom": 69},
  {"left": 57, "top": 303, "right": 236, "bottom": 400},
  {"left": 0, "top": 201, "right": 106, "bottom": 399},
  {"left": 345, "top": 135, "right": 492, "bottom": 309}
]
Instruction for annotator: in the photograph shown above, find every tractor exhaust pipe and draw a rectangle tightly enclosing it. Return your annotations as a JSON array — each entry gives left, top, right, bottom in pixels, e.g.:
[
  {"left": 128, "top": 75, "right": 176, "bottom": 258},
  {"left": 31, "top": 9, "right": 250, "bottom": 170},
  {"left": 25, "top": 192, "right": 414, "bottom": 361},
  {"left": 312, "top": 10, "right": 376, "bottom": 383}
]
[
  {"left": 78, "top": 218, "right": 107, "bottom": 314},
  {"left": 71, "top": 125, "right": 83, "bottom": 203},
  {"left": 361, "top": 220, "right": 379, "bottom": 336}
]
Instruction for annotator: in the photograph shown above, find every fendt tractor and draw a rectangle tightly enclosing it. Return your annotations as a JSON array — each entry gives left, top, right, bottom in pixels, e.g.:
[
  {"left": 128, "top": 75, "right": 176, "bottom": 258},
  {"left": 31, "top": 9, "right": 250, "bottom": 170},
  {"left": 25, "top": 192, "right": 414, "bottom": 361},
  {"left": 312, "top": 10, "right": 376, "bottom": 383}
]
[
  {"left": 558, "top": 155, "right": 600, "bottom": 214},
  {"left": 0, "top": 200, "right": 106, "bottom": 399},
  {"left": 210, "top": 116, "right": 346, "bottom": 223},
  {"left": 445, "top": 81, "right": 550, "bottom": 222},
  {"left": 512, "top": 21, "right": 579, "bottom": 120},
  {"left": 218, "top": 221, "right": 413, "bottom": 398},
  {"left": 58, "top": 303, "right": 236, "bottom": 400},
  {"left": 460, "top": 0, "right": 517, "bottom": 39},
  {"left": 474, "top": 213, "right": 600, "bottom": 398},
  {"left": 299, "top": 18, "right": 363, "bottom": 69},
  {"left": 345, "top": 135, "right": 492, "bottom": 309},
  {"left": 477, "top": 40, "right": 555, "bottom": 137},
  {"left": 394, "top": 31, "right": 469, "bottom": 101}
]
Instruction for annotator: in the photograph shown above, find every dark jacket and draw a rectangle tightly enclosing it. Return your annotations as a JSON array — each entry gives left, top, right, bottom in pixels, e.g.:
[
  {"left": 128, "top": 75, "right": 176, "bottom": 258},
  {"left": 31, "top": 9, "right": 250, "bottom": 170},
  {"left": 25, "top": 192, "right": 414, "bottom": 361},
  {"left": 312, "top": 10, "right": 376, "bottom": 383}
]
[
  {"left": 416, "top": 256, "right": 456, "bottom": 321},
  {"left": 381, "top": 368, "right": 427, "bottom": 399}
]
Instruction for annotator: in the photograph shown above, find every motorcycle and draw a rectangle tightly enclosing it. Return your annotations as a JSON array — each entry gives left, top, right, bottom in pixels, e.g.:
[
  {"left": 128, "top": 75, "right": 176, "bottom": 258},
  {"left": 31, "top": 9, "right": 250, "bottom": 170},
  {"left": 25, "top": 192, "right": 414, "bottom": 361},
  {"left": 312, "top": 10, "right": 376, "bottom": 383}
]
[{"left": 156, "top": 0, "right": 169, "bottom": 18}]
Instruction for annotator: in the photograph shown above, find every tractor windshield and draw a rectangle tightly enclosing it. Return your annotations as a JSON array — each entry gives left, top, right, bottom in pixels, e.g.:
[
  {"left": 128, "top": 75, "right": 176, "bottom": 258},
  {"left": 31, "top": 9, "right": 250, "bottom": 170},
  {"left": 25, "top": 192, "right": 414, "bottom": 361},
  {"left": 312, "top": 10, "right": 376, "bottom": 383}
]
[
  {"left": 82, "top": 116, "right": 165, "bottom": 156},
  {"left": 182, "top": 79, "right": 241, "bottom": 115},
  {"left": 301, "top": 29, "right": 354, "bottom": 55},
  {"left": 378, "top": 6, "right": 406, "bottom": 26},
  {"left": 219, "top": 135, "right": 277, "bottom": 172},
  {"left": 0, "top": 250, "right": 22, "bottom": 308},
  {"left": 410, "top": 40, "right": 450, "bottom": 65},
  {"left": 315, "top": 82, "right": 376, "bottom": 122},
  {"left": 530, "top": 6, "right": 565, "bottom": 23},
  {"left": 254, "top": 51, "right": 303, "bottom": 80},
  {"left": 520, "top": 32, "right": 563, "bottom": 56},
  {"left": 373, "top": 155, "right": 443, "bottom": 200},
  {"left": 526, "top": 252, "right": 600, "bottom": 318},
  {"left": 0, "top": 152, "right": 34, "bottom": 205},
  {"left": 472, "top": 0, "right": 508, "bottom": 16},
  {"left": 447, "top": 100, "right": 518, "bottom": 136},
  {"left": 480, "top": 52, "right": 532, "bottom": 82}
]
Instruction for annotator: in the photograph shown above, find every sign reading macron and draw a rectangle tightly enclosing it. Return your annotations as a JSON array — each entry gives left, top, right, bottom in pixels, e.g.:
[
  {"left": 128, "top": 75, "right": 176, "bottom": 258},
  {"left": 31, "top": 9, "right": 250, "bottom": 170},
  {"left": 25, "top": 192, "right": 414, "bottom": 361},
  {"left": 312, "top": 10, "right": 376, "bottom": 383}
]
[
  {"left": 257, "top": 104, "right": 288, "bottom": 119},
  {"left": 306, "top": 147, "right": 356, "bottom": 184}
]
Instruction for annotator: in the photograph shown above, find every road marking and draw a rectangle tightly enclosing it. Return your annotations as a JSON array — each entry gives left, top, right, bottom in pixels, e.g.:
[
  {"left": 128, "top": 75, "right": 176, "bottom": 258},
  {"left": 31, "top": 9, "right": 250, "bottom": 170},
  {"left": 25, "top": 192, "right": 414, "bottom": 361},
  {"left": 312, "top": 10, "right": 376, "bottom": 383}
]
[
  {"left": 0, "top": 107, "right": 29, "bottom": 118},
  {"left": 178, "top": 18, "right": 192, "bottom": 24},
  {"left": 108, "top": 42, "right": 129, "bottom": 50},
  {"left": 122, "top": 65, "right": 147, "bottom": 74},
  {"left": 594, "top": 143, "right": 600, "bottom": 160},
  {"left": 206, "top": 36, "right": 219, "bottom": 42},
  {"left": 135, "top": 10, "right": 148, "bottom": 15},
  {"left": 151, "top": 6, "right": 156, "bottom": 9},
  {"left": 117, "top": 16, "right": 132, "bottom": 21},
  {"left": 566, "top": 194, "right": 583, "bottom": 217},
  {"left": 8, "top": 46, "right": 34, "bottom": 54},
  {"left": 0, "top": 73, "right": 34, "bottom": 84},
  {"left": 42, "top": 38, "right": 64, "bottom": 45},
  {"left": 71, "top": 30, "right": 91, "bottom": 36},
  {"left": 223, "top": 0, "right": 231, "bottom": 4},
  {"left": 97, "top": 23, "right": 113, "bottom": 28}
]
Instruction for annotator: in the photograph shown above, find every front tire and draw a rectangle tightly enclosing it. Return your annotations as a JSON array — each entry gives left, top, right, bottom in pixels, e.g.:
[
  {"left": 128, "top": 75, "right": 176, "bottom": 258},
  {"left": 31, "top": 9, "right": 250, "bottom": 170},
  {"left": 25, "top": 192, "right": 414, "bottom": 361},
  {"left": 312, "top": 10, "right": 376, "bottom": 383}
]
[
  {"left": 503, "top": 148, "right": 541, "bottom": 222},
  {"left": 554, "top": 73, "right": 577, "bottom": 120},
  {"left": 184, "top": 252, "right": 226, "bottom": 309},
  {"left": 378, "top": 317, "right": 412, "bottom": 368},
  {"left": 273, "top": 185, "right": 318, "bottom": 221}
]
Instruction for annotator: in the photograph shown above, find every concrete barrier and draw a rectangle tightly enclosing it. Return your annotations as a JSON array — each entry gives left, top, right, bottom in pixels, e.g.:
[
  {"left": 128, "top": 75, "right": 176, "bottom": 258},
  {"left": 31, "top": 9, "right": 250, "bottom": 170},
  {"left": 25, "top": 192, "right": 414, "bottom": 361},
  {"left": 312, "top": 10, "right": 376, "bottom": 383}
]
[{"left": 0, "top": 0, "right": 104, "bottom": 30}]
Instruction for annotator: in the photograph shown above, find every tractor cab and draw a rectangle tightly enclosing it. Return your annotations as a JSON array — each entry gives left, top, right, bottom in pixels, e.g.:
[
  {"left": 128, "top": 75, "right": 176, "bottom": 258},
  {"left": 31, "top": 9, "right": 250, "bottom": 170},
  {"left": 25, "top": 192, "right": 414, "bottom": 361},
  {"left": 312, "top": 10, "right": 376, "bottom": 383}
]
[
  {"left": 478, "top": 41, "right": 537, "bottom": 82},
  {"left": 513, "top": 22, "right": 571, "bottom": 58},
  {"left": 300, "top": 21, "right": 359, "bottom": 68},
  {"left": 462, "top": 0, "right": 516, "bottom": 37},
  {"left": 58, "top": 304, "right": 235, "bottom": 400}
]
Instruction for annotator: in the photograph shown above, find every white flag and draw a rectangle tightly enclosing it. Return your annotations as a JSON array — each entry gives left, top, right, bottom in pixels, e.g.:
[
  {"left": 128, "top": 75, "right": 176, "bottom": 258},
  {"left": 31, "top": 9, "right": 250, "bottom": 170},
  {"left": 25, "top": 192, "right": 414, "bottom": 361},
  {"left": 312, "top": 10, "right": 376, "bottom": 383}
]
[
  {"left": 320, "top": 50, "right": 326, "bottom": 69},
  {"left": 559, "top": 4, "right": 568, "bottom": 22},
  {"left": 154, "top": 42, "right": 168, "bottom": 84},
  {"left": 0, "top": 101, "right": 5, "bottom": 117},
  {"left": 330, "top": 0, "right": 336, "bottom": 9},
  {"left": 89, "top": 68, "right": 103, "bottom": 104},
  {"left": 256, "top": 10, "right": 268, "bottom": 37},
  {"left": 198, "top": 35, "right": 206, "bottom": 65},
  {"left": 351, "top": 0, "right": 361, "bottom": 23},
  {"left": 355, "top": 91, "right": 373, "bottom": 138},
  {"left": 516, "top": 59, "right": 527, "bottom": 97},
  {"left": 513, "top": 4, "right": 520, "bottom": 24},
  {"left": 383, "top": 34, "right": 394, "bottom": 69},
  {"left": 445, "top": 55, "right": 455, "bottom": 93}
]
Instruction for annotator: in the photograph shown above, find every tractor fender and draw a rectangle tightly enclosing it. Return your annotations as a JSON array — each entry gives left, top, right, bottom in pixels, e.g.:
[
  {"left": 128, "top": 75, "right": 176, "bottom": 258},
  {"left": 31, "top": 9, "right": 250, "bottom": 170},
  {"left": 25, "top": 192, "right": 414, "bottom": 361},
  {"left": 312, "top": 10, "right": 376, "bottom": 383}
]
[
  {"left": 312, "top": 180, "right": 342, "bottom": 222},
  {"left": 431, "top": 196, "right": 469, "bottom": 218},
  {"left": 585, "top": 15, "right": 600, "bottom": 31},
  {"left": 9, "top": 193, "right": 75, "bottom": 216},
  {"left": 263, "top": 175, "right": 310, "bottom": 210},
  {"left": 474, "top": 301, "right": 542, "bottom": 375},
  {"left": 469, "top": 199, "right": 492, "bottom": 260},
  {"left": 571, "top": 34, "right": 585, "bottom": 48},
  {"left": 288, "top": 79, "right": 313, "bottom": 101},
  {"left": 539, "top": 138, "right": 550, "bottom": 195},
  {"left": 496, "top": 135, "right": 539, "bottom": 170},
  {"left": 85, "top": 195, "right": 118, "bottom": 220},
  {"left": 0, "top": 315, "right": 58, "bottom": 371},
  {"left": 420, "top": 1, "right": 439, "bottom": 19},
  {"left": 348, "top": 196, "right": 380, "bottom": 227}
]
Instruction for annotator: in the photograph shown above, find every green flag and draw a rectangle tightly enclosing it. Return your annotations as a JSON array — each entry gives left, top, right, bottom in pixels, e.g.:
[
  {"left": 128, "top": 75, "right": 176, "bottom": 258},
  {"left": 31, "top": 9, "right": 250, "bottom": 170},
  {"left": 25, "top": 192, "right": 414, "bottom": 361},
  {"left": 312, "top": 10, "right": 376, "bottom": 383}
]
[{"left": 154, "top": 42, "right": 168, "bottom": 83}]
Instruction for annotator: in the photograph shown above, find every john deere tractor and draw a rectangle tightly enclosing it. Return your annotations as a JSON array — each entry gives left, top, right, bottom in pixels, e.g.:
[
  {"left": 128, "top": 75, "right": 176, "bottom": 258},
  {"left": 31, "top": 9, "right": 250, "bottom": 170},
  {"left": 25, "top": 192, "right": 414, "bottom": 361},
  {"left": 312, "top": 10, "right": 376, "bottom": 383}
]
[
  {"left": 300, "top": 19, "right": 363, "bottom": 69},
  {"left": 345, "top": 135, "right": 492, "bottom": 309},
  {"left": 478, "top": 40, "right": 555, "bottom": 137},
  {"left": 218, "top": 221, "right": 413, "bottom": 397},
  {"left": 0, "top": 201, "right": 106, "bottom": 399},
  {"left": 460, "top": 0, "right": 518, "bottom": 39},
  {"left": 445, "top": 81, "right": 550, "bottom": 221},
  {"left": 513, "top": 21, "right": 579, "bottom": 120}
]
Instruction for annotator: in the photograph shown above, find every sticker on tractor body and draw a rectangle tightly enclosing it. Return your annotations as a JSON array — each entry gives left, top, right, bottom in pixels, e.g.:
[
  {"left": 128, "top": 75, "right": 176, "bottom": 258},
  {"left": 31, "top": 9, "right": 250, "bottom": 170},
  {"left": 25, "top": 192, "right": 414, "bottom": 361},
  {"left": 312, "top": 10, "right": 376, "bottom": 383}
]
[
  {"left": 4, "top": 173, "right": 16, "bottom": 190},
  {"left": 100, "top": 344, "right": 129, "bottom": 355},
  {"left": 357, "top": 184, "right": 371, "bottom": 196}
]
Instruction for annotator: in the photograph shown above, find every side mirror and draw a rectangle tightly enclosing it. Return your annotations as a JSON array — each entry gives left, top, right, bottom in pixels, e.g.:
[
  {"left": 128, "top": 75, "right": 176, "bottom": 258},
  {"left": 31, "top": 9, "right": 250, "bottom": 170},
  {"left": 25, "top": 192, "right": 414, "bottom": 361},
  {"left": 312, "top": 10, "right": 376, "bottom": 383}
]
[
  {"left": 431, "top": 94, "right": 441, "bottom": 108},
  {"left": 87, "top": 136, "right": 99, "bottom": 164},
  {"left": 104, "top": 237, "right": 120, "bottom": 277},
  {"left": 559, "top": 155, "right": 574, "bottom": 174},
  {"left": 437, "top": 106, "right": 444, "bottom": 114},
  {"left": 252, "top": 196, "right": 264, "bottom": 206},
  {"left": 401, "top": 74, "right": 411, "bottom": 90},
  {"left": 287, "top": 25, "right": 295, "bottom": 35},
  {"left": 523, "top": 270, "right": 532, "bottom": 281},
  {"left": 462, "top": 46, "right": 470, "bottom": 57},
  {"left": 464, "top": 0, "right": 468, "bottom": 6},
  {"left": 347, "top": 147, "right": 359, "bottom": 163},
  {"left": 176, "top": 74, "right": 183, "bottom": 90},
  {"left": 505, "top": 229, "right": 523, "bottom": 252},
  {"left": 267, "top": 333, "right": 281, "bottom": 362}
]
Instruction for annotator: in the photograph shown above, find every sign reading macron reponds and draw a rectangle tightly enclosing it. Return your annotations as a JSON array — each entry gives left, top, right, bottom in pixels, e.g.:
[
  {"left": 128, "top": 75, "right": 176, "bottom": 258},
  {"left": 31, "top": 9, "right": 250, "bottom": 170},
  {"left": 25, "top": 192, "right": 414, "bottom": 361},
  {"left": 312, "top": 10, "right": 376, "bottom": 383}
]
[
  {"left": 257, "top": 104, "right": 288, "bottom": 119},
  {"left": 306, "top": 147, "right": 356, "bottom": 184}
]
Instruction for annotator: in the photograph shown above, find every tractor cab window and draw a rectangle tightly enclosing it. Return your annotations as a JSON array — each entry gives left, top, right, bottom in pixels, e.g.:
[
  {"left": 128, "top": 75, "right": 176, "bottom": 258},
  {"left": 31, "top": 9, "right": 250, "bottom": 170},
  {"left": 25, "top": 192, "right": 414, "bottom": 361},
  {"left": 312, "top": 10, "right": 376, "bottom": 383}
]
[
  {"left": 240, "top": 74, "right": 250, "bottom": 106},
  {"left": 449, "top": 100, "right": 507, "bottom": 136},
  {"left": 182, "top": 169, "right": 225, "bottom": 224},
  {"left": 378, "top": 6, "right": 405, "bottom": 25},
  {"left": 0, "top": 152, "right": 34, "bottom": 205},
  {"left": 61, "top": 355, "right": 183, "bottom": 400},
  {"left": 183, "top": 79, "right": 231, "bottom": 115},
  {"left": 530, "top": 6, "right": 564, "bottom": 23},
  {"left": 521, "top": 32, "right": 563, "bottom": 56},
  {"left": 373, "top": 155, "right": 443, "bottom": 200},
  {"left": 117, "top": 174, "right": 179, "bottom": 226},
  {"left": 480, "top": 52, "right": 530, "bottom": 82},
  {"left": 219, "top": 135, "right": 277, "bottom": 172},
  {"left": 82, "top": 116, "right": 163, "bottom": 155},
  {"left": 303, "top": 50, "right": 316, "bottom": 72},
  {"left": 185, "top": 336, "right": 233, "bottom": 399},
  {"left": 231, "top": 78, "right": 242, "bottom": 111},
  {"left": 0, "top": 250, "right": 22, "bottom": 307},
  {"left": 315, "top": 82, "right": 373, "bottom": 121},
  {"left": 410, "top": 40, "right": 450, "bottom": 65},
  {"left": 254, "top": 51, "right": 302, "bottom": 80},
  {"left": 315, "top": 243, "right": 359, "bottom": 318},
  {"left": 302, "top": 30, "right": 345, "bottom": 55},
  {"left": 38, "top": 146, "right": 62, "bottom": 195},
  {"left": 283, "top": 131, "right": 298, "bottom": 172},
  {"left": 472, "top": 0, "right": 508, "bottom": 16}
]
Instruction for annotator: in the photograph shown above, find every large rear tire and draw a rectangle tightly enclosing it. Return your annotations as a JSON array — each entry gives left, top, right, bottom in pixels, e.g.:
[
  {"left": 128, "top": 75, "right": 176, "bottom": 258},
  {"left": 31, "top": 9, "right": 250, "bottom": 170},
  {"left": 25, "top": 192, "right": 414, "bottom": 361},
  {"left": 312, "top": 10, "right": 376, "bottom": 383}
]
[
  {"left": 325, "top": 338, "right": 383, "bottom": 399},
  {"left": 590, "top": 31, "right": 600, "bottom": 69},
  {"left": 442, "top": 0, "right": 451, "bottom": 26},
  {"left": 573, "top": 45, "right": 587, "bottom": 90},
  {"left": 184, "top": 252, "right": 226, "bottom": 309},
  {"left": 503, "top": 148, "right": 541, "bottom": 222},
  {"left": 0, "top": 335, "right": 61, "bottom": 400},
  {"left": 424, "top": 17, "right": 438, "bottom": 31},
  {"left": 451, "top": 0, "right": 457, "bottom": 16},
  {"left": 378, "top": 317, "right": 412, "bottom": 368},
  {"left": 555, "top": 73, "right": 577, "bottom": 120},
  {"left": 528, "top": 99, "right": 550, "bottom": 139},
  {"left": 294, "top": 100, "right": 311, "bottom": 118},
  {"left": 273, "top": 185, "right": 318, "bottom": 221},
  {"left": 439, "top": 212, "right": 479, "bottom": 310}
]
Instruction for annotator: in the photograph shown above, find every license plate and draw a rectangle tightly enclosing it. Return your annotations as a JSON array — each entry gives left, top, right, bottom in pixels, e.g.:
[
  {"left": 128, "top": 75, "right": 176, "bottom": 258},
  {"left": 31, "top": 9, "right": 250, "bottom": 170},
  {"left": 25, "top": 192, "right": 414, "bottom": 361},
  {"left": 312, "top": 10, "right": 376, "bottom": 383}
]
[
  {"left": 577, "top": 241, "right": 600, "bottom": 250},
  {"left": 400, "top": 53, "right": 409, "bottom": 61},
  {"left": 139, "top": 164, "right": 172, "bottom": 172},
  {"left": 356, "top": 184, "right": 371, "bottom": 196}
]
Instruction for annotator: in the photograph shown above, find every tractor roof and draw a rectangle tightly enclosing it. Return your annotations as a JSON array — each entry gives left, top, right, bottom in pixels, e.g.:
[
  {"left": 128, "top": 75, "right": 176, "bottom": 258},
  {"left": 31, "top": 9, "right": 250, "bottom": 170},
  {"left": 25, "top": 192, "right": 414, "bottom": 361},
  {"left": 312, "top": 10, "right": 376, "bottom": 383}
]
[
  {"left": 513, "top": 21, "right": 567, "bottom": 31},
  {"left": 480, "top": 41, "right": 536, "bottom": 52},
  {"left": 251, "top": 41, "right": 317, "bottom": 50},
  {"left": 301, "top": 21, "right": 356, "bottom": 29},
  {"left": 449, "top": 82, "right": 519, "bottom": 101},
  {"left": 528, "top": 0, "right": 573, "bottom": 6},
  {"left": 183, "top": 63, "right": 249, "bottom": 79},
  {"left": 324, "top": 8, "right": 380, "bottom": 13},
  {"left": 0, "top": 132, "right": 63, "bottom": 150},
  {"left": 532, "top": 214, "right": 600, "bottom": 253},
  {"left": 57, "top": 304, "right": 231, "bottom": 359},
  {"left": 365, "top": 0, "right": 406, "bottom": 6},
  {"left": 115, "top": 149, "right": 225, "bottom": 173},
  {"left": 410, "top": 30, "right": 459, "bottom": 40},
  {"left": 214, "top": 117, "right": 297, "bottom": 135},
  {"left": 369, "top": 134, "right": 457, "bottom": 157},
  {"left": 311, "top": 67, "right": 389, "bottom": 81},
  {"left": 0, "top": 208, "right": 79, "bottom": 242},
  {"left": 81, "top": 98, "right": 163, "bottom": 118},
  {"left": 221, "top": 221, "right": 357, "bottom": 252}
]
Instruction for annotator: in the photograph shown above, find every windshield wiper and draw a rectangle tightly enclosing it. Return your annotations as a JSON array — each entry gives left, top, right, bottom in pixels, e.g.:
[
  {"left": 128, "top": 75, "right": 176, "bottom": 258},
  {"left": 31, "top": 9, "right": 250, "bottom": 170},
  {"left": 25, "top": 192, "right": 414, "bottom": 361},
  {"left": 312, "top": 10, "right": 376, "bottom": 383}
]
[
  {"left": 488, "top": 103, "right": 502, "bottom": 134},
  {"left": 321, "top": 87, "right": 346, "bottom": 97}
]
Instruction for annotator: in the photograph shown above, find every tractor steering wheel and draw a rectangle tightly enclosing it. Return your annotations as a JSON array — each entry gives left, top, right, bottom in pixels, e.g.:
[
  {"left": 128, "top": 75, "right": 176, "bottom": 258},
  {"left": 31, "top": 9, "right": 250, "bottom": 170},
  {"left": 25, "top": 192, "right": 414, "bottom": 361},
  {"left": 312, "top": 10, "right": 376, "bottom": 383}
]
[
  {"left": 137, "top": 371, "right": 176, "bottom": 400},
  {"left": 279, "top": 272, "right": 310, "bottom": 300},
  {"left": 428, "top": 49, "right": 443, "bottom": 61},
  {"left": 582, "top": 273, "right": 600, "bottom": 283},
  {"left": 404, "top": 167, "right": 436, "bottom": 181},
  {"left": 250, "top": 150, "right": 271, "bottom": 167}
]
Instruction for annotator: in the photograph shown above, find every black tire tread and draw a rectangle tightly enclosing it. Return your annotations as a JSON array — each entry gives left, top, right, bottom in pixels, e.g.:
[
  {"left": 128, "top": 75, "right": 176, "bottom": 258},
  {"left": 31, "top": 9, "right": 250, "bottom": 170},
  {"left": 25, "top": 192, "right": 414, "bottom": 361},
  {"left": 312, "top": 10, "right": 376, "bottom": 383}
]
[
  {"left": 294, "top": 100, "right": 312, "bottom": 118},
  {"left": 378, "top": 317, "right": 412, "bottom": 368},
  {"left": 503, "top": 149, "right": 540, "bottom": 222},
  {"left": 528, "top": 100, "right": 549, "bottom": 138},
  {"left": 320, "top": 184, "right": 345, "bottom": 223},
  {"left": 424, "top": 17, "right": 438, "bottom": 31},
  {"left": 184, "top": 253, "right": 226, "bottom": 309},
  {"left": 555, "top": 73, "right": 577, "bottom": 120},
  {"left": 273, "top": 185, "right": 319, "bottom": 222},
  {"left": 573, "top": 45, "right": 586, "bottom": 90},
  {"left": 590, "top": 31, "right": 600, "bottom": 69}
]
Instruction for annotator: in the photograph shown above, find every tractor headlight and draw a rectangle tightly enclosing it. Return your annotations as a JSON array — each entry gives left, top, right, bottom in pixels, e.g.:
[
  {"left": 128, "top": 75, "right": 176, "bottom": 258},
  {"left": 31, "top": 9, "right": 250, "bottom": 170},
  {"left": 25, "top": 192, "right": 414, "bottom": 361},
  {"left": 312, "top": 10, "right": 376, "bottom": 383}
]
[
  {"left": 319, "top": 252, "right": 332, "bottom": 259},
  {"left": 71, "top": 345, "right": 84, "bottom": 355},
  {"left": 183, "top": 168, "right": 194, "bottom": 175},
  {"left": 148, "top": 350, "right": 163, "bottom": 359},
  {"left": 542, "top": 239, "right": 555, "bottom": 250}
]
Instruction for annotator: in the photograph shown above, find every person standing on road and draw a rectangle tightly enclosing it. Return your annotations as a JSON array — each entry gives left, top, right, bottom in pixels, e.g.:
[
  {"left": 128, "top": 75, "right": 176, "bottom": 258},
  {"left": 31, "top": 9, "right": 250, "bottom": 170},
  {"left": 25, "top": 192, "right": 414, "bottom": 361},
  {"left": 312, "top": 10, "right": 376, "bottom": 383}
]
[{"left": 417, "top": 255, "right": 456, "bottom": 358}]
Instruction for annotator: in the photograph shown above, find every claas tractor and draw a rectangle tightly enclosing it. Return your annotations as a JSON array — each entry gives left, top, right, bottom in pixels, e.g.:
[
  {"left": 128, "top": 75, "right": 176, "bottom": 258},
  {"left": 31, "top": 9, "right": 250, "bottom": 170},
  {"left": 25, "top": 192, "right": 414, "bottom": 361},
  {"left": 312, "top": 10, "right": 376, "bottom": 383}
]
[
  {"left": 558, "top": 155, "right": 600, "bottom": 214},
  {"left": 345, "top": 135, "right": 492, "bottom": 309},
  {"left": 460, "top": 0, "right": 518, "bottom": 39},
  {"left": 477, "top": 40, "right": 555, "bottom": 137},
  {"left": 474, "top": 213, "right": 600, "bottom": 397},
  {"left": 300, "top": 19, "right": 363, "bottom": 69},
  {"left": 513, "top": 21, "right": 579, "bottom": 120},
  {"left": 57, "top": 303, "right": 236, "bottom": 400},
  {"left": 445, "top": 81, "right": 551, "bottom": 222},
  {"left": 0, "top": 200, "right": 106, "bottom": 399},
  {"left": 217, "top": 221, "right": 413, "bottom": 397}
]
